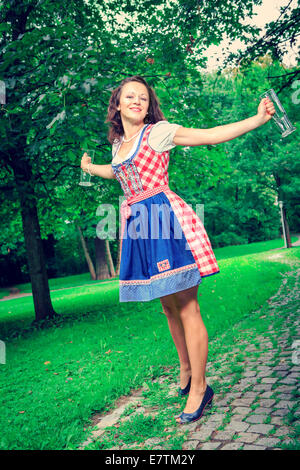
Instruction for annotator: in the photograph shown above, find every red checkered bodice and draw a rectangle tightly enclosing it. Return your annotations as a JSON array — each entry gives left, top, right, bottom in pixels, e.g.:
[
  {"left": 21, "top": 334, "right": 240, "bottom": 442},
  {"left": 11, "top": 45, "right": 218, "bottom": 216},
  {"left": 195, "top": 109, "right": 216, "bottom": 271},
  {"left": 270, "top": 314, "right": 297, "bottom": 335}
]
[{"left": 111, "top": 124, "right": 169, "bottom": 197}]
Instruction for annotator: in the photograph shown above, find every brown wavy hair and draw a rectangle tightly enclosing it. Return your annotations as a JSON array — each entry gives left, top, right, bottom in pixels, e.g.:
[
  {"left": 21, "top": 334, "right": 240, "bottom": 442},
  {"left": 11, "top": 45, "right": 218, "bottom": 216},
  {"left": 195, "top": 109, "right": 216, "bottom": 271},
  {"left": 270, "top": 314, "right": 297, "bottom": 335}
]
[{"left": 105, "top": 76, "right": 165, "bottom": 145}]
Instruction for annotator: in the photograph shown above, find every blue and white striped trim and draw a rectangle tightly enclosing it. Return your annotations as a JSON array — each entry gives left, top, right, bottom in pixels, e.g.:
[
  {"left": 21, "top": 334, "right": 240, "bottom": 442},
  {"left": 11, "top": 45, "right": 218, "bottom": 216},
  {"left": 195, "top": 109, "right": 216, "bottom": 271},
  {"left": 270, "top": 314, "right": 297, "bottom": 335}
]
[{"left": 119, "top": 264, "right": 202, "bottom": 302}]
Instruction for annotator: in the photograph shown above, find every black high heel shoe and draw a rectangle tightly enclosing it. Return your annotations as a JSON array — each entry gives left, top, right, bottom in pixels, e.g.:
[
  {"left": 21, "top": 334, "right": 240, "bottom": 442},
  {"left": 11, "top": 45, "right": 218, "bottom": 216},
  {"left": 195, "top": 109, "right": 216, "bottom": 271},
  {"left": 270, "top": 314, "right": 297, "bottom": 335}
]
[
  {"left": 176, "top": 384, "right": 214, "bottom": 424},
  {"left": 178, "top": 376, "right": 191, "bottom": 396}
]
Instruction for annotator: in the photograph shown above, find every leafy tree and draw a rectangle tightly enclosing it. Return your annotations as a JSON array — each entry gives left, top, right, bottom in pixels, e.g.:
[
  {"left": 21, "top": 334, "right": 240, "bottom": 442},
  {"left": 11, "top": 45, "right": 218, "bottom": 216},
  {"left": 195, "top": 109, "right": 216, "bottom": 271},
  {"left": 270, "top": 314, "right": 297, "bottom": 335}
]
[
  {"left": 201, "top": 57, "right": 299, "bottom": 247},
  {"left": 223, "top": 0, "right": 300, "bottom": 92},
  {"left": 0, "top": 0, "right": 119, "bottom": 320}
]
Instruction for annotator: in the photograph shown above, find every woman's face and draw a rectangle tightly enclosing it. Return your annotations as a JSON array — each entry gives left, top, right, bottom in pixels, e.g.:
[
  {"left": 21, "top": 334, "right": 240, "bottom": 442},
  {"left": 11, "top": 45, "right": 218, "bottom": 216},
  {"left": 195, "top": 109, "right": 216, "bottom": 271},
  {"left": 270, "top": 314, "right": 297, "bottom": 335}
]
[{"left": 117, "top": 81, "right": 149, "bottom": 125}]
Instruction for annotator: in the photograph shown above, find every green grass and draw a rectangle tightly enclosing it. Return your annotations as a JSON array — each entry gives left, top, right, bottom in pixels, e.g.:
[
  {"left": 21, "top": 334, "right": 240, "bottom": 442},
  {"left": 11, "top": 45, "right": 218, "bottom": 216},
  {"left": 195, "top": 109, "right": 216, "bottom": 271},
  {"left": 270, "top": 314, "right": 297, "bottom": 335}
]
[
  {"left": 0, "top": 241, "right": 299, "bottom": 450},
  {"left": 212, "top": 235, "right": 298, "bottom": 260},
  {"left": 0, "top": 281, "right": 120, "bottom": 338},
  {"left": 0, "top": 273, "right": 118, "bottom": 299}
]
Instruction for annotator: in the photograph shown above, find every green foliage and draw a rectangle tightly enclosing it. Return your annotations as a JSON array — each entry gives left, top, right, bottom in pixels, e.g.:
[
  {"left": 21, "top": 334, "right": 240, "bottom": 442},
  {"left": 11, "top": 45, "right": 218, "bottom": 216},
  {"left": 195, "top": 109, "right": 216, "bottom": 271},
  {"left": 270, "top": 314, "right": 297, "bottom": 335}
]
[{"left": 225, "top": 0, "right": 300, "bottom": 83}]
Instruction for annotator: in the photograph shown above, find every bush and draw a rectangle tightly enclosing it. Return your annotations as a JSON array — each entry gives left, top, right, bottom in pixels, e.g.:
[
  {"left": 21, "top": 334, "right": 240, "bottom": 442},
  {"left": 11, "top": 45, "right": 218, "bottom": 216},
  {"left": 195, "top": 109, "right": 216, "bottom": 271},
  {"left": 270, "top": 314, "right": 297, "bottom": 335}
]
[{"left": 212, "top": 231, "right": 249, "bottom": 248}]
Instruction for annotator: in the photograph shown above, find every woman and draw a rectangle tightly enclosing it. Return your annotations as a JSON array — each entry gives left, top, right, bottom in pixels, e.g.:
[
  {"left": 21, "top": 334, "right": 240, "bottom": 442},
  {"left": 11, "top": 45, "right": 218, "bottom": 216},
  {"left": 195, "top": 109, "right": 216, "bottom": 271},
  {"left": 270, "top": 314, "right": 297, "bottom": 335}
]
[{"left": 81, "top": 75, "right": 275, "bottom": 424}]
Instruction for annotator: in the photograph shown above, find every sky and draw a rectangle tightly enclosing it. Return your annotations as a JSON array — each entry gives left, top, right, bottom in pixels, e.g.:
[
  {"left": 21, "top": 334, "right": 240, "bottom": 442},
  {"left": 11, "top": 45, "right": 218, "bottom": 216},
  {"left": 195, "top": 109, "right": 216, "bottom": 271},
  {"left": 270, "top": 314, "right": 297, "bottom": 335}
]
[{"left": 204, "top": 0, "right": 299, "bottom": 70}]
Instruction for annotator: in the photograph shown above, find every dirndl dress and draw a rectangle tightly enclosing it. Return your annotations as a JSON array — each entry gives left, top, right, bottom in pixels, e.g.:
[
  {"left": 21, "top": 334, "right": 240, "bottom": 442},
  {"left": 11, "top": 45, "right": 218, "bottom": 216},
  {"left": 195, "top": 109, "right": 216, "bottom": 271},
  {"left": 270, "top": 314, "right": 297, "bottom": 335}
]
[{"left": 111, "top": 123, "right": 220, "bottom": 302}]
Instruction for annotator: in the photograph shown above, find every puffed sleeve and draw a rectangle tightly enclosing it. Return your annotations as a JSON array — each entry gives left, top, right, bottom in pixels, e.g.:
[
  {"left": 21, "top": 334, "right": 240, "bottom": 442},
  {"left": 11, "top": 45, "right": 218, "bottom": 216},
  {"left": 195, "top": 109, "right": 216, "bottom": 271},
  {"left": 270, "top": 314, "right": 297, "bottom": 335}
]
[{"left": 148, "top": 121, "right": 182, "bottom": 152}]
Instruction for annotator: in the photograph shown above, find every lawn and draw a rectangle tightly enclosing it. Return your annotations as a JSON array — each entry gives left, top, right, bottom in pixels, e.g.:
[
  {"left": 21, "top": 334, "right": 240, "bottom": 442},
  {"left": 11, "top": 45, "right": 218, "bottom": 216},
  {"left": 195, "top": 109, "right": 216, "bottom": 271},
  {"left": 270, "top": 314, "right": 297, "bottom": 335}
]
[{"left": 0, "top": 239, "right": 299, "bottom": 450}]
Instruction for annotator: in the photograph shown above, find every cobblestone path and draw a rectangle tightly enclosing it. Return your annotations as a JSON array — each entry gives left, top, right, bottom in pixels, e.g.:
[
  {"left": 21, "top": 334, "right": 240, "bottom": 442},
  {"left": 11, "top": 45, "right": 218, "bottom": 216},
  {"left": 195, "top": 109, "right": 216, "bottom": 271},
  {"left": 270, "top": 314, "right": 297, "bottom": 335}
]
[{"left": 80, "top": 267, "right": 299, "bottom": 451}]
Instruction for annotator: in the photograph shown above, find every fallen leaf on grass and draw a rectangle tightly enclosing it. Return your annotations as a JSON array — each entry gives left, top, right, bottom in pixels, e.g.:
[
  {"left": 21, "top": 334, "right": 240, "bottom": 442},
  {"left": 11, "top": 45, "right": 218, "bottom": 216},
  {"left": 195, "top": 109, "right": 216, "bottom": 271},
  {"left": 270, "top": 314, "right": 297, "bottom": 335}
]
[
  {"left": 19, "top": 411, "right": 25, "bottom": 414},
  {"left": 44, "top": 361, "right": 51, "bottom": 365}
]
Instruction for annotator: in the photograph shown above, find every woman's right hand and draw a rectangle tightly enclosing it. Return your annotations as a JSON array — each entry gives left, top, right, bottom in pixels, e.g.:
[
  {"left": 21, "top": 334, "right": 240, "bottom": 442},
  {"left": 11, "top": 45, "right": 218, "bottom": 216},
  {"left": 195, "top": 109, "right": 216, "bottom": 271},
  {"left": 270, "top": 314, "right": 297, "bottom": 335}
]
[{"left": 81, "top": 152, "right": 91, "bottom": 172}]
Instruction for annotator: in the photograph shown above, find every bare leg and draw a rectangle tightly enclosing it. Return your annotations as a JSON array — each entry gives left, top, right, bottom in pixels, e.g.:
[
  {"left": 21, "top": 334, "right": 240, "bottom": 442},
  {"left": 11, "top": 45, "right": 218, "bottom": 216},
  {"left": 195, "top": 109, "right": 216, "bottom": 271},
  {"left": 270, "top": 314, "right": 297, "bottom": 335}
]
[
  {"left": 160, "top": 294, "right": 191, "bottom": 389},
  {"left": 170, "top": 285, "right": 208, "bottom": 420}
]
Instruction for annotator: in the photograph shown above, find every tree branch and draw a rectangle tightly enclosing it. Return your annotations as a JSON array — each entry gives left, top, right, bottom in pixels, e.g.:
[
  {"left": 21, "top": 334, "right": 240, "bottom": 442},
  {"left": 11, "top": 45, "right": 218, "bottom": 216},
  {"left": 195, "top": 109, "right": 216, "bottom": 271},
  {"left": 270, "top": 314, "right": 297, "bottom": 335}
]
[{"left": 267, "top": 70, "right": 300, "bottom": 79}]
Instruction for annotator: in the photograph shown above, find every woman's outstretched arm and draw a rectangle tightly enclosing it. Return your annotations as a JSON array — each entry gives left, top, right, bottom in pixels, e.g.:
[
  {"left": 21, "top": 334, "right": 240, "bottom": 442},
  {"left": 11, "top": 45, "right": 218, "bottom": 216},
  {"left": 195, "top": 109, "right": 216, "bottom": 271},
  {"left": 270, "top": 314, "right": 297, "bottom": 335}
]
[
  {"left": 81, "top": 153, "right": 116, "bottom": 179},
  {"left": 173, "top": 98, "right": 275, "bottom": 147}
]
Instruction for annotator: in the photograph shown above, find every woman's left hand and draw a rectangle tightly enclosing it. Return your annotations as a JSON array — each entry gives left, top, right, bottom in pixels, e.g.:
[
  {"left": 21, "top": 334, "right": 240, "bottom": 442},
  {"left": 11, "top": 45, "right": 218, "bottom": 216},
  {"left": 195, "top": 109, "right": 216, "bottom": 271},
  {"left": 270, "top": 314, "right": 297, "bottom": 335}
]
[
  {"left": 81, "top": 152, "right": 91, "bottom": 172},
  {"left": 257, "top": 98, "right": 276, "bottom": 125}
]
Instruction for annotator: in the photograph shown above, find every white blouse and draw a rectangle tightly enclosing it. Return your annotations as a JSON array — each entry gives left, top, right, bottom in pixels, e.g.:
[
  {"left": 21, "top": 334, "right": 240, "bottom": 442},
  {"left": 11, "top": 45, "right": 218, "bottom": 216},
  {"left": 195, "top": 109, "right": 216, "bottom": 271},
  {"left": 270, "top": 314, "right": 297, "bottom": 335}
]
[{"left": 112, "top": 120, "right": 182, "bottom": 165}]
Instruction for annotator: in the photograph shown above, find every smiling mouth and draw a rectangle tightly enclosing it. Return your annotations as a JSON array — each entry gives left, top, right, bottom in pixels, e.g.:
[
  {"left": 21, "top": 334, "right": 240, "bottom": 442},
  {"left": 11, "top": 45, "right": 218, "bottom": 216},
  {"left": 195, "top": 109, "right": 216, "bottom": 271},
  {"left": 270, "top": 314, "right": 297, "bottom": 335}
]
[{"left": 130, "top": 108, "right": 142, "bottom": 112}]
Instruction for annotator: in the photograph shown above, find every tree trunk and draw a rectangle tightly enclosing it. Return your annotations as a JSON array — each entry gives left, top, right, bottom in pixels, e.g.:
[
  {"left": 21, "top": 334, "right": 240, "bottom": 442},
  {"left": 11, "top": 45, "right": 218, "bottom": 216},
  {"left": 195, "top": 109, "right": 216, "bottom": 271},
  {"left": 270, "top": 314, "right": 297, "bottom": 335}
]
[
  {"left": 282, "top": 207, "right": 292, "bottom": 248},
  {"left": 42, "top": 233, "right": 56, "bottom": 278},
  {"left": 13, "top": 160, "right": 56, "bottom": 322},
  {"left": 273, "top": 174, "right": 292, "bottom": 249},
  {"left": 77, "top": 225, "right": 96, "bottom": 279},
  {"left": 116, "top": 240, "right": 121, "bottom": 276},
  {"left": 95, "top": 237, "right": 110, "bottom": 279},
  {"left": 105, "top": 240, "right": 116, "bottom": 277}
]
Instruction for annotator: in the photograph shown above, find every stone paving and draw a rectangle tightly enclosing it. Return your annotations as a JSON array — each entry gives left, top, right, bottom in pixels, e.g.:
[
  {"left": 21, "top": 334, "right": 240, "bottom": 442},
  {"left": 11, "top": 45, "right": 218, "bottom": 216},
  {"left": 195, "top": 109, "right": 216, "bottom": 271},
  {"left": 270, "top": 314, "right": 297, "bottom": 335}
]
[{"left": 80, "top": 265, "right": 300, "bottom": 451}]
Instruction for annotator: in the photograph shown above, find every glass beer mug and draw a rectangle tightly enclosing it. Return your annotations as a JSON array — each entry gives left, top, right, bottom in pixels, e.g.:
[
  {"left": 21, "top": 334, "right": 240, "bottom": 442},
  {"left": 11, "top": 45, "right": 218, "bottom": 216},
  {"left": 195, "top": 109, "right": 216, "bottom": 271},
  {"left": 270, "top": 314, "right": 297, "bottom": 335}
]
[
  {"left": 259, "top": 88, "right": 296, "bottom": 138},
  {"left": 79, "top": 149, "right": 95, "bottom": 187}
]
